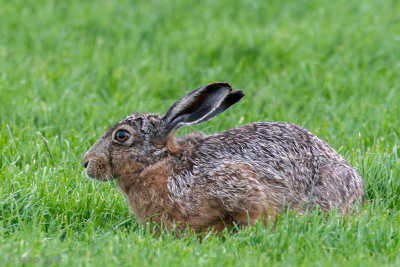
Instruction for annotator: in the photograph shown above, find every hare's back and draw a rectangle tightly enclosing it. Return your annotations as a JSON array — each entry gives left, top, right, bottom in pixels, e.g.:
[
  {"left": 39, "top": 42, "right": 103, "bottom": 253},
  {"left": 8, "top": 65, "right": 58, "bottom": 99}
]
[{"left": 198, "top": 122, "right": 342, "bottom": 163}]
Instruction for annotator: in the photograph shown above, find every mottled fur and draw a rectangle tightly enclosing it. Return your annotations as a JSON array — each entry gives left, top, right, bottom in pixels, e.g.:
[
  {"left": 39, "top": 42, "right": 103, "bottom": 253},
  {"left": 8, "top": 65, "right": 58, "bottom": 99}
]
[{"left": 83, "top": 83, "right": 364, "bottom": 234}]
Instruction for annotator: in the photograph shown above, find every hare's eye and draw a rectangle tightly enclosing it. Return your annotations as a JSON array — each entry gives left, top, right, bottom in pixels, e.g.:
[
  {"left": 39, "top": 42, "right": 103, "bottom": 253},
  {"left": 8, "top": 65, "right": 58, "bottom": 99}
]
[{"left": 115, "top": 130, "right": 130, "bottom": 142}]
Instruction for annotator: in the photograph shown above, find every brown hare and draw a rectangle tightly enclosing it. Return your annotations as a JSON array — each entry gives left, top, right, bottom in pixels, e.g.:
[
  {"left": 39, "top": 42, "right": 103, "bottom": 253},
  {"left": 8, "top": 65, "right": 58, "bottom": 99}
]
[{"left": 83, "top": 82, "right": 364, "bottom": 233}]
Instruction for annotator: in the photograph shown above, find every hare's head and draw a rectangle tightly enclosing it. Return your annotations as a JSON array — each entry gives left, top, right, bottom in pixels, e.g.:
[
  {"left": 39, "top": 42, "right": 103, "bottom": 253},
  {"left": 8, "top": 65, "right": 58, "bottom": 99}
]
[{"left": 82, "top": 82, "right": 244, "bottom": 181}]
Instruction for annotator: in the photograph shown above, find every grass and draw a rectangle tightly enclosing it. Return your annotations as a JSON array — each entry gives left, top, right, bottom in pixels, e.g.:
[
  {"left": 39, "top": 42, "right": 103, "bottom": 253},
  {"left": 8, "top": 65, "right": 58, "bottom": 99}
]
[{"left": 0, "top": 0, "right": 399, "bottom": 266}]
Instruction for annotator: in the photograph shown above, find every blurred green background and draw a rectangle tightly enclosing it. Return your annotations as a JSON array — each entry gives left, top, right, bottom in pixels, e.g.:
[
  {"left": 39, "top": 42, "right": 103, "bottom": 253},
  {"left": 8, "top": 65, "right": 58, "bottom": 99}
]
[{"left": 1, "top": 0, "right": 399, "bottom": 266}]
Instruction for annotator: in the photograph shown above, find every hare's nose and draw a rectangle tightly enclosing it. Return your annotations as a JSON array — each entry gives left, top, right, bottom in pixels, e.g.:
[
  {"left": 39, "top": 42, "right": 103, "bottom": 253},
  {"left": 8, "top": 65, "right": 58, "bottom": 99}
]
[
  {"left": 83, "top": 152, "right": 90, "bottom": 168},
  {"left": 83, "top": 159, "right": 89, "bottom": 168}
]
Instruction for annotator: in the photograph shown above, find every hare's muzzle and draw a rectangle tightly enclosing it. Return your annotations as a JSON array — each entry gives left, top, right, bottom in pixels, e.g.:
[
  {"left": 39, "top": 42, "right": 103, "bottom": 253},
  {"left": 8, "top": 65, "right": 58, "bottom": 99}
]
[{"left": 82, "top": 150, "right": 113, "bottom": 182}]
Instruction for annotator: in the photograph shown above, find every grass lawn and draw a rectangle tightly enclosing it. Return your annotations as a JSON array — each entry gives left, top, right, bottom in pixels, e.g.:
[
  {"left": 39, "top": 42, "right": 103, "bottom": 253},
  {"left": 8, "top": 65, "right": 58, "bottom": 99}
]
[{"left": 1, "top": 0, "right": 399, "bottom": 266}]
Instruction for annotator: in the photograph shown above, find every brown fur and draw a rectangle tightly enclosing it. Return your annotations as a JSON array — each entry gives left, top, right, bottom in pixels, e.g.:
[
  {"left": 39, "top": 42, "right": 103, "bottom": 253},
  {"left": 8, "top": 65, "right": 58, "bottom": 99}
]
[
  {"left": 119, "top": 159, "right": 172, "bottom": 225},
  {"left": 165, "top": 134, "right": 182, "bottom": 154},
  {"left": 119, "top": 157, "right": 234, "bottom": 234}
]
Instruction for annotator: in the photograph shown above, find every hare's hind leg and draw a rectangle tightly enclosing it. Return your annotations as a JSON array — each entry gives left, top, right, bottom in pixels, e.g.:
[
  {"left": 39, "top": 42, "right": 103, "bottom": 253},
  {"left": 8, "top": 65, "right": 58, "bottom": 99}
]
[{"left": 310, "top": 161, "right": 364, "bottom": 213}]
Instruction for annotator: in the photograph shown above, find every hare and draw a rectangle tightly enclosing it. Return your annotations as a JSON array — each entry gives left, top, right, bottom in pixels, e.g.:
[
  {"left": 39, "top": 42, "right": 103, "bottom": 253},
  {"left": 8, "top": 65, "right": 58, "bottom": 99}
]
[{"left": 83, "top": 82, "right": 364, "bottom": 233}]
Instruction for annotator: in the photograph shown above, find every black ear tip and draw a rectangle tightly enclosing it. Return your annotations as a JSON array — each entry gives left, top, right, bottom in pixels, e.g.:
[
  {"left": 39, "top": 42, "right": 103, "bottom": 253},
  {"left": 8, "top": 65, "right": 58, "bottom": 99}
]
[
  {"left": 230, "top": 90, "right": 245, "bottom": 100},
  {"left": 234, "top": 90, "right": 245, "bottom": 96},
  {"left": 206, "top": 82, "right": 232, "bottom": 90},
  {"left": 223, "top": 90, "right": 244, "bottom": 107}
]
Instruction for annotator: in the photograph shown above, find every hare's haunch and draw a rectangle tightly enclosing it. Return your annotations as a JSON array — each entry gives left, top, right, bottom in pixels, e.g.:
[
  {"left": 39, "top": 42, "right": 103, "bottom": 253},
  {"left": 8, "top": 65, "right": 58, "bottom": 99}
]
[{"left": 83, "top": 83, "right": 364, "bottom": 233}]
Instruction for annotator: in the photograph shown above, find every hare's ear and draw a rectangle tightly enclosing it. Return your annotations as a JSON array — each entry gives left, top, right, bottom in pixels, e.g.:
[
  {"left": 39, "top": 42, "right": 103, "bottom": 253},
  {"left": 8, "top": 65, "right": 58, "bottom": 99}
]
[{"left": 160, "top": 82, "right": 244, "bottom": 135}]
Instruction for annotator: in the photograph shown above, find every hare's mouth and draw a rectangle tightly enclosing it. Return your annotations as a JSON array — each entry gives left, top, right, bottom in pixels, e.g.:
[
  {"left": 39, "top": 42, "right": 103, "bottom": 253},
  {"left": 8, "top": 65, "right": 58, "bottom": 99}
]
[
  {"left": 84, "top": 158, "right": 114, "bottom": 182},
  {"left": 85, "top": 168, "right": 113, "bottom": 182}
]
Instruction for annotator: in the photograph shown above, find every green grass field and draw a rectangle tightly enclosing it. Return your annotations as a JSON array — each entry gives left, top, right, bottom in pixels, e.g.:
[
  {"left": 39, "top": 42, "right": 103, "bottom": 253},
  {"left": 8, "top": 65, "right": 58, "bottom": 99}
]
[{"left": 1, "top": 0, "right": 399, "bottom": 266}]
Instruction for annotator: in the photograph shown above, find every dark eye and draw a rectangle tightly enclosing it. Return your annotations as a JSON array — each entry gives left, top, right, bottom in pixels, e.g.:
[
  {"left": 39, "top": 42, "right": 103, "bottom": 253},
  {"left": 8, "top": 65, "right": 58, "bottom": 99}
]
[{"left": 115, "top": 130, "right": 130, "bottom": 142}]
